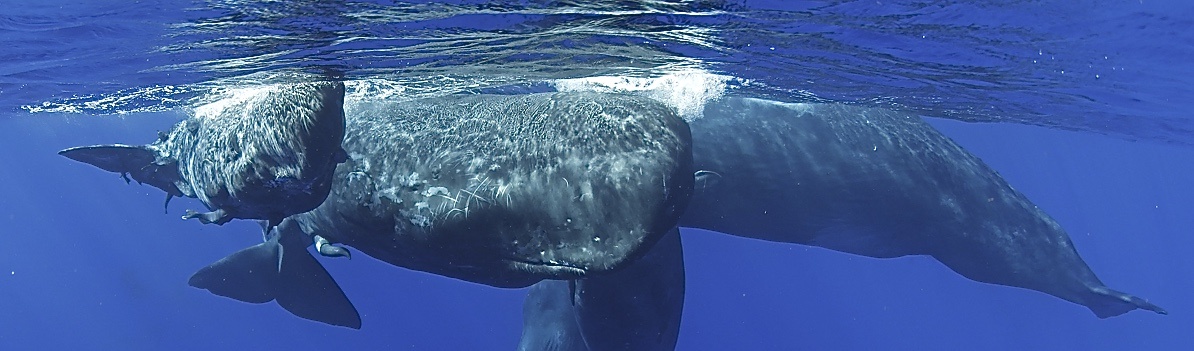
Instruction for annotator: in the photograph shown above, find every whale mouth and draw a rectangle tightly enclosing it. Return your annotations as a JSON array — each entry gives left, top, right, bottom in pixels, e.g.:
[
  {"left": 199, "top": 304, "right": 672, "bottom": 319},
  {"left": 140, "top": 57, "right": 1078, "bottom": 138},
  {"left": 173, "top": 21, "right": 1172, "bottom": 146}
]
[{"left": 507, "top": 258, "right": 587, "bottom": 279}]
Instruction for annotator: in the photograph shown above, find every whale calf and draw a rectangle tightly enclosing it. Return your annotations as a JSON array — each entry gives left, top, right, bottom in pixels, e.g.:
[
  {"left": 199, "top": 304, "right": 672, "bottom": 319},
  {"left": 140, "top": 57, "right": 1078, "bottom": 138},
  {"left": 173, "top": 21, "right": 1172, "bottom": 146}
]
[
  {"left": 681, "top": 97, "right": 1165, "bottom": 318},
  {"left": 517, "top": 228, "right": 685, "bottom": 351},
  {"left": 190, "top": 91, "right": 695, "bottom": 327},
  {"left": 60, "top": 81, "right": 348, "bottom": 228}
]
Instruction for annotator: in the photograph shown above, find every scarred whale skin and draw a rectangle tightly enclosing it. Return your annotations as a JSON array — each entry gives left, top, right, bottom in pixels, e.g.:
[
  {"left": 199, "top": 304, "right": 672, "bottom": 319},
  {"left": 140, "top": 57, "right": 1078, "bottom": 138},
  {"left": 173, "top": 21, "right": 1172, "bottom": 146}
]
[
  {"left": 59, "top": 81, "right": 347, "bottom": 226},
  {"left": 283, "top": 92, "right": 694, "bottom": 288},
  {"left": 680, "top": 97, "right": 1164, "bottom": 318}
]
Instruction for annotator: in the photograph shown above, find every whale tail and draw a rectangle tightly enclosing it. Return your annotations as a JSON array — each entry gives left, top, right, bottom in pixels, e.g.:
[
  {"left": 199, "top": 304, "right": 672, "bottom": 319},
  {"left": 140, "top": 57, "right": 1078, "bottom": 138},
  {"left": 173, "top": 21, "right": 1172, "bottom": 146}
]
[
  {"left": 1087, "top": 285, "right": 1167, "bottom": 318},
  {"left": 188, "top": 224, "right": 361, "bottom": 329}
]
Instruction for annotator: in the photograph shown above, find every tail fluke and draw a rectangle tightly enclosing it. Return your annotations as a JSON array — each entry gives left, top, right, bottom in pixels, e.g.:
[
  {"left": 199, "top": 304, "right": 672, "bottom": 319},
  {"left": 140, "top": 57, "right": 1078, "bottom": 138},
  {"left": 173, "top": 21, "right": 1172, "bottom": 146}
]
[
  {"left": 188, "top": 239, "right": 282, "bottom": 304},
  {"left": 188, "top": 231, "right": 361, "bottom": 329},
  {"left": 275, "top": 239, "right": 361, "bottom": 329},
  {"left": 1087, "top": 285, "right": 1167, "bottom": 318}
]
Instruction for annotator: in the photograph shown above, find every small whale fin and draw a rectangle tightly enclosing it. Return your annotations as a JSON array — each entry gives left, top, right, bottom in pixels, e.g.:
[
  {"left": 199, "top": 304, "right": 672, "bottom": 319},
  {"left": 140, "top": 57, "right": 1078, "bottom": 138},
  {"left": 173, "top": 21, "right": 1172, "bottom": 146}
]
[
  {"left": 693, "top": 170, "right": 721, "bottom": 192},
  {"left": 183, "top": 209, "right": 231, "bottom": 225},
  {"left": 188, "top": 231, "right": 361, "bottom": 329},
  {"left": 333, "top": 147, "right": 349, "bottom": 163},
  {"left": 59, "top": 144, "right": 182, "bottom": 196},
  {"left": 313, "top": 235, "right": 352, "bottom": 259},
  {"left": 1087, "top": 285, "right": 1167, "bottom": 318}
]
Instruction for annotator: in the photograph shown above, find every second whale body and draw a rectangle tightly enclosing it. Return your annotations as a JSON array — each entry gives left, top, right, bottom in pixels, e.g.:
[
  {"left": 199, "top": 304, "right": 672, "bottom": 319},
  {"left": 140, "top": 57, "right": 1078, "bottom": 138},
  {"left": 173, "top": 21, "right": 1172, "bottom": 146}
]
[{"left": 681, "top": 97, "right": 1166, "bottom": 318}]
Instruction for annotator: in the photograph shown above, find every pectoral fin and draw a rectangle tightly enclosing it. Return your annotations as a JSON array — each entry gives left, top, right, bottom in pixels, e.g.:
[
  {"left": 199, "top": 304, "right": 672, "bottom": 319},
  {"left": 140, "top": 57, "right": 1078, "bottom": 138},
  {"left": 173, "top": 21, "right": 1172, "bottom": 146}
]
[
  {"left": 693, "top": 170, "right": 721, "bottom": 192},
  {"left": 183, "top": 209, "right": 232, "bottom": 225},
  {"left": 59, "top": 144, "right": 183, "bottom": 196},
  {"left": 59, "top": 144, "right": 155, "bottom": 174}
]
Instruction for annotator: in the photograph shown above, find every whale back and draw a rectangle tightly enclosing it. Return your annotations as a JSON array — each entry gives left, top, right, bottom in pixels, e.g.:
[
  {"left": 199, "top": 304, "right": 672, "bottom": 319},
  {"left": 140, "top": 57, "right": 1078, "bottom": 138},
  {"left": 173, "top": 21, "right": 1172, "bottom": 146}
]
[{"left": 288, "top": 92, "right": 694, "bottom": 287}]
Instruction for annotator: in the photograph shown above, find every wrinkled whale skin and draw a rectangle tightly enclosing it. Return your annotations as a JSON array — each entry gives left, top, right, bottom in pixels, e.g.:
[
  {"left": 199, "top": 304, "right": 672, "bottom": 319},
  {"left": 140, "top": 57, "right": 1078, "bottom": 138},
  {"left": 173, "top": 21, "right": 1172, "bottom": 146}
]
[{"left": 284, "top": 92, "right": 694, "bottom": 288}]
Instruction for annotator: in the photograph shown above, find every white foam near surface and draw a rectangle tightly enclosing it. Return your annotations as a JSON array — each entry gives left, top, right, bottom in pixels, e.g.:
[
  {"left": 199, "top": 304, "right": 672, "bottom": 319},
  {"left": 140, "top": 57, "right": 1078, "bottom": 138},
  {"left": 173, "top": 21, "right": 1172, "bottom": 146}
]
[
  {"left": 191, "top": 84, "right": 276, "bottom": 119},
  {"left": 553, "top": 69, "right": 734, "bottom": 121},
  {"left": 345, "top": 78, "right": 409, "bottom": 104},
  {"left": 185, "top": 70, "right": 735, "bottom": 122}
]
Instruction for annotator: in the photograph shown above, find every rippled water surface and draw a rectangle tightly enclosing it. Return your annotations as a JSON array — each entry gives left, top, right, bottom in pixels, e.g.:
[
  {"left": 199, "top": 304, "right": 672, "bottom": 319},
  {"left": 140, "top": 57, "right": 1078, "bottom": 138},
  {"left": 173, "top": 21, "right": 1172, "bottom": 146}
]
[{"left": 4, "top": 0, "right": 1192, "bottom": 143}]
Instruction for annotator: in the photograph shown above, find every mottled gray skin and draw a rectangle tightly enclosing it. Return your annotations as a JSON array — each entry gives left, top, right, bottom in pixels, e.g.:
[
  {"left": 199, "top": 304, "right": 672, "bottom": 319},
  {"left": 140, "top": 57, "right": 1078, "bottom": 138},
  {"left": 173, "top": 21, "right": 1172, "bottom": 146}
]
[
  {"left": 283, "top": 92, "right": 694, "bottom": 288},
  {"left": 518, "top": 228, "right": 684, "bottom": 351},
  {"left": 682, "top": 97, "right": 1165, "bottom": 318},
  {"left": 60, "top": 81, "right": 347, "bottom": 226}
]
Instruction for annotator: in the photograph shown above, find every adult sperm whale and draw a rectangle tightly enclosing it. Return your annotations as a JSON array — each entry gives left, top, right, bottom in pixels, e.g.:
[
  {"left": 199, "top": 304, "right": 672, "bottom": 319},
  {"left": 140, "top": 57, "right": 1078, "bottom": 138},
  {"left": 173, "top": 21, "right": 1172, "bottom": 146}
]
[
  {"left": 190, "top": 91, "right": 695, "bottom": 328},
  {"left": 681, "top": 97, "right": 1165, "bottom": 318},
  {"left": 59, "top": 81, "right": 348, "bottom": 228}
]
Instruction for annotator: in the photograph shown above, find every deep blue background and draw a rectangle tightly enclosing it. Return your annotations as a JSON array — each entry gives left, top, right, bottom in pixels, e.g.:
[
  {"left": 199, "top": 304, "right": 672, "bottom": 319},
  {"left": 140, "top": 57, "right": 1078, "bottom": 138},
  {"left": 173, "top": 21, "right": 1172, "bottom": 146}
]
[{"left": 2, "top": 0, "right": 1192, "bottom": 350}]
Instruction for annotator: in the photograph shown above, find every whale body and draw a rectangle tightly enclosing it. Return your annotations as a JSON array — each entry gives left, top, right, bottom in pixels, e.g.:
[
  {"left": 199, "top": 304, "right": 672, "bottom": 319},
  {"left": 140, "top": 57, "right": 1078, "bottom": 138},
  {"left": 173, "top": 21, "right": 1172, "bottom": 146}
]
[
  {"left": 300, "top": 92, "right": 693, "bottom": 286},
  {"left": 513, "top": 96, "right": 1166, "bottom": 349},
  {"left": 66, "top": 82, "right": 1165, "bottom": 333},
  {"left": 681, "top": 97, "right": 1165, "bottom": 318},
  {"left": 190, "top": 91, "right": 695, "bottom": 328}
]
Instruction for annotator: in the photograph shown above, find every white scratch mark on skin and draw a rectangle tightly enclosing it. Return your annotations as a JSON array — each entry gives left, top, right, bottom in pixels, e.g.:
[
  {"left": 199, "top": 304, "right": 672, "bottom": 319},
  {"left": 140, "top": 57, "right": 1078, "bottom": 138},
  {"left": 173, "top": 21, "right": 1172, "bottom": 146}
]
[
  {"left": 474, "top": 174, "right": 492, "bottom": 191},
  {"left": 460, "top": 188, "right": 489, "bottom": 204},
  {"left": 495, "top": 184, "right": 510, "bottom": 206},
  {"left": 445, "top": 207, "right": 464, "bottom": 220},
  {"left": 434, "top": 193, "right": 459, "bottom": 204},
  {"left": 451, "top": 189, "right": 473, "bottom": 219}
]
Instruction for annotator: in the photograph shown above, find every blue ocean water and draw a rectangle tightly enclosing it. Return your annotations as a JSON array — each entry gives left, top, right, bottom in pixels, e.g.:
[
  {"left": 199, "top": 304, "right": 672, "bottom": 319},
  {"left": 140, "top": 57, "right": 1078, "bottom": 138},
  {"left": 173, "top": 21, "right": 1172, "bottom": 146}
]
[{"left": 1, "top": 1, "right": 1191, "bottom": 350}]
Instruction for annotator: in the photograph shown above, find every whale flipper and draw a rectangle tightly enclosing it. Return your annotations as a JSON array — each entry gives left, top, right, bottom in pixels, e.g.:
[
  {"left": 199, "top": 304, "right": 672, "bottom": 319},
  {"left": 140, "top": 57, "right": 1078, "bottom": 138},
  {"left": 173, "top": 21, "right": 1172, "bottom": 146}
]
[
  {"left": 58, "top": 144, "right": 154, "bottom": 174},
  {"left": 182, "top": 209, "right": 232, "bottom": 225},
  {"left": 518, "top": 228, "right": 684, "bottom": 351},
  {"left": 188, "top": 226, "right": 361, "bottom": 329},
  {"left": 518, "top": 280, "right": 589, "bottom": 351},
  {"left": 58, "top": 144, "right": 182, "bottom": 196}
]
